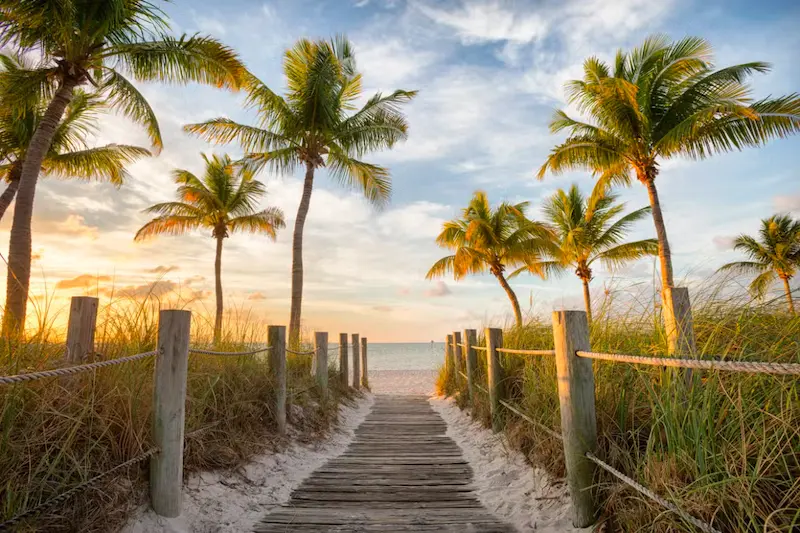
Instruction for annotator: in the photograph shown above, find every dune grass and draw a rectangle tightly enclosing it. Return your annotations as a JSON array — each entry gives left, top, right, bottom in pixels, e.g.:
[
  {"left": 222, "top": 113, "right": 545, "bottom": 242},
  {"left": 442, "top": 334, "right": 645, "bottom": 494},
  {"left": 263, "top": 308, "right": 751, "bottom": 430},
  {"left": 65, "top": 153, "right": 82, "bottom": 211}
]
[
  {"left": 440, "top": 277, "right": 800, "bottom": 532},
  {"left": 0, "top": 292, "right": 353, "bottom": 532}
]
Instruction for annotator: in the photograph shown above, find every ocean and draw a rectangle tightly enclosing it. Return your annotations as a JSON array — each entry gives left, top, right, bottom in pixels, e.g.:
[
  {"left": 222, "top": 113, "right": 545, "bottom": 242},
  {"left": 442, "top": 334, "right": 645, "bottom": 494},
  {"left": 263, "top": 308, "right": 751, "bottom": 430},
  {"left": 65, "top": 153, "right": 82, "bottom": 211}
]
[{"left": 330, "top": 342, "right": 445, "bottom": 371}]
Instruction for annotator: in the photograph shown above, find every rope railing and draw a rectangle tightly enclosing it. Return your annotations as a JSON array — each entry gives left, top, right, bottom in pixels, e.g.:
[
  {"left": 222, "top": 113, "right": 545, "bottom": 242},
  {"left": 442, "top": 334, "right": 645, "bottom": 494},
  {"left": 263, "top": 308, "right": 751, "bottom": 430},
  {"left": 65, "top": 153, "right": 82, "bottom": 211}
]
[
  {"left": 189, "top": 346, "right": 270, "bottom": 357},
  {"left": 286, "top": 348, "right": 315, "bottom": 356},
  {"left": 0, "top": 350, "right": 158, "bottom": 385},
  {"left": 498, "top": 399, "right": 562, "bottom": 441},
  {"left": 497, "top": 348, "right": 555, "bottom": 356},
  {"left": 585, "top": 452, "right": 721, "bottom": 533},
  {"left": 471, "top": 345, "right": 487, "bottom": 351},
  {"left": 576, "top": 351, "right": 800, "bottom": 375},
  {"left": 0, "top": 447, "right": 159, "bottom": 531}
]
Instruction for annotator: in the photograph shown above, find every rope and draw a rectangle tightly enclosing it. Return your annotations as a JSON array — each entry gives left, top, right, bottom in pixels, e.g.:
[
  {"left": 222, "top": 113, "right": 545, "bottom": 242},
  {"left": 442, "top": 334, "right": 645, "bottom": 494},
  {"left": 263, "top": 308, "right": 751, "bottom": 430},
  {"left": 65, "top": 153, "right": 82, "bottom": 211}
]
[
  {"left": 497, "top": 348, "right": 555, "bottom": 356},
  {"left": 471, "top": 345, "right": 487, "bottom": 351},
  {"left": 185, "top": 420, "right": 223, "bottom": 439},
  {"left": 499, "top": 399, "right": 563, "bottom": 441},
  {"left": 286, "top": 349, "right": 314, "bottom": 356},
  {"left": 585, "top": 452, "right": 721, "bottom": 533},
  {"left": 0, "top": 351, "right": 158, "bottom": 385},
  {"left": 576, "top": 351, "right": 800, "bottom": 375},
  {"left": 189, "top": 346, "right": 270, "bottom": 356},
  {"left": 0, "top": 447, "right": 158, "bottom": 530}
]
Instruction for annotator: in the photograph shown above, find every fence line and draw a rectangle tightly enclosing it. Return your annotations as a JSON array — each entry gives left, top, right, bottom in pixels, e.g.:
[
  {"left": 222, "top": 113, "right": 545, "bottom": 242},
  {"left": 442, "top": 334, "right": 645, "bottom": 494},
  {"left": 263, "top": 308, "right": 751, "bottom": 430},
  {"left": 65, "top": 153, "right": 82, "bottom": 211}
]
[
  {"left": 496, "top": 348, "right": 555, "bottom": 356},
  {"left": 0, "top": 350, "right": 158, "bottom": 385},
  {"left": 471, "top": 345, "right": 487, "bottom": 351},
  {"left": 498, "top": 399, "right": 562, "bottom": 441},
  {"left": 1, "top": 296, "right": 369, "bottom": 528},
  {"left": 576, "top": 350, "right": 800, "bottom": 375}
]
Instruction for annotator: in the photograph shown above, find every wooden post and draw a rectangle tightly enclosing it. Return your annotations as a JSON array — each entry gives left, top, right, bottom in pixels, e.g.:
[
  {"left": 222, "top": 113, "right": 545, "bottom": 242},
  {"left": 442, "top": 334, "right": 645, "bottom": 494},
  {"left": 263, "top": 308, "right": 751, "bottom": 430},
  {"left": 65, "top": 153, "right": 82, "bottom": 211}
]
[
  {"left": 463, "top": 329, "right": 477, "bottom": 404},
  {"left": 150, "top": 309, "right": 191, "bottom": 518},
  {"left": 339, "top": 333, "right": 349, "bottom": 388},
  {"left": 66, "top": 296, "right": 98, "bottom": 363},
  {"left": 552, "top": 310, "right": 597, "bottom": 528},
  {"left": 351, "top": 333, "right": 360, "bottom": 389},
  {"left": 314, "top": 331, "right": 328, "bottom": 397},
  {"left": 485, "top": 328, "right": 504, "bottom": 432},
  {"left": 360, "top": 337, "right": 369, "bottom": 388},
  {"left": 268, "top": 326, "right": 287, "bottom": 436},
  {"left": 453, "top": 331, "right": 463, "bottom": 389},
  {"left": 445, "top": 334, "right": 454, "bottom": 386},
  {"left": 662, "top": 287, "right": 696, "bottom": 385}
]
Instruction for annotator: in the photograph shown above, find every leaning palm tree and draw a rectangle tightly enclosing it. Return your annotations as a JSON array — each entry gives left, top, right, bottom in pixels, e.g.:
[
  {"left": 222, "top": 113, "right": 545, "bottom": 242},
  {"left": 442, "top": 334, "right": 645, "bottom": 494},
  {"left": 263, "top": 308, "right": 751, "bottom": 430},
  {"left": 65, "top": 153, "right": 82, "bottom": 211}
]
[
  {"left": 0, "top": 57, "right": 149, "bottom": 220},
  {"left": 517, "top": 183, "right": 657, "bottom": 322},
  {"left": 427, "top": 191, "right": 553, "bottom": 327},
  {"left": 0, "top": 0, "right": 247, "bottom": 335},
  {"left": 537, "top": 35, "right": 800, "bottom": 342},
  {"left": 717, "top": 215, "right": 800, "bottom": 314},
  {"left": 135, "top": 154, "right": 285, "bottom": 344},
  {"left": 184, "top": 35, "right": 416, "bottom": 345}
]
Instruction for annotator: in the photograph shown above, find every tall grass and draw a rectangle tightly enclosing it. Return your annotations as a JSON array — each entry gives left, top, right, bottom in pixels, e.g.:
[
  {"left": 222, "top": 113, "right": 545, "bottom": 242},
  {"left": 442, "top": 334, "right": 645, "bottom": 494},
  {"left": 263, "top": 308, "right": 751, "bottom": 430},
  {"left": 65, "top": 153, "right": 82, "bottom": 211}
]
[
  {"left": 0, "top": 291, "right": 352, "bottom": 532},
  {"left": 441, "top": 276, "right": 800, "bottom": 532}
]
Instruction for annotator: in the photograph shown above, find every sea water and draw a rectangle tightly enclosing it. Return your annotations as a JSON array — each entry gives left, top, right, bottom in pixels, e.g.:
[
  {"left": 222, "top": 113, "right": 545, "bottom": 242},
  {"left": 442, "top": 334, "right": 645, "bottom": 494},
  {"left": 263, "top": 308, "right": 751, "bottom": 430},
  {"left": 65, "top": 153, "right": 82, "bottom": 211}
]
[{"left": 329, "top": 342, "right": 445, "bottom": 371}]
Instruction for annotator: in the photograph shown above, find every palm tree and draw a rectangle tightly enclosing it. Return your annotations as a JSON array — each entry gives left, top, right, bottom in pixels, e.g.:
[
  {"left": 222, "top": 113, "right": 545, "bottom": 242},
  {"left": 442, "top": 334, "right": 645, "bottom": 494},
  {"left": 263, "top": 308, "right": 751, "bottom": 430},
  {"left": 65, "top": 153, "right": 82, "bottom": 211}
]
[
  {"left": 0, "top": 0, "right": 247, "bottom": 335},
  {"left": 517, "top": 183, "right": 657, "bottom": 322},
  {"left": 135, "top": 154, "right": 285, "bottom": 343},
  {"left": 537, "top": 35, "right": 800, "bottom": 336},
  {"left": 718, "top": 215, "right": 800, "bottom": 314},
  {"left": 184, "top": 35, "right": 416, "bottom": 345},
  {"left": 0, "top": 56, "right": 150, "bottom": 220},
  {"left": 427, "top": 191, "right": 553, "bottom": 327}
]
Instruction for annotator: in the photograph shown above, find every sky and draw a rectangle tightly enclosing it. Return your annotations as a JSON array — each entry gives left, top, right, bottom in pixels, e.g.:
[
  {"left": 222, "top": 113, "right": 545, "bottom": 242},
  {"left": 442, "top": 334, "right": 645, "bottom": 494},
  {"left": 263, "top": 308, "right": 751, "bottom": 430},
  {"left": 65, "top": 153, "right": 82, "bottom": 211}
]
[{"left": 2, "top": 0, "right": 799, "bottom": 342}]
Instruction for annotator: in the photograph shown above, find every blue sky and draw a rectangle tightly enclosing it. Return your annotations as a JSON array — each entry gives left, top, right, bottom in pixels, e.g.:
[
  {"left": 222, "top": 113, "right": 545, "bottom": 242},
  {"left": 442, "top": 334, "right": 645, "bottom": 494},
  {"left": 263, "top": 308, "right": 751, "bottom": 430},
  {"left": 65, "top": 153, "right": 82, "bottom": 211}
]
[{"left": 3, "top": 0, "right": 798, "bottom": 341}]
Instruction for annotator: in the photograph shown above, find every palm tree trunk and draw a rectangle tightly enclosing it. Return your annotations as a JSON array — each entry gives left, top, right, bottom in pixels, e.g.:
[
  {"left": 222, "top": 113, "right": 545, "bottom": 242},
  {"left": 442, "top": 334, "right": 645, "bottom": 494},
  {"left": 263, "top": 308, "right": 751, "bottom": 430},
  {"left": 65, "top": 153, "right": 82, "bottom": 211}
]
[
  {"left": 289, "top": 162, "right": 315, "bottom": 346},
  {"left": 3, "top": 78, "right": 79, "bottom": 337},
  {"left": 493, "top": 269, "right": 523, "bottom": 327},
  {"left": 643, "top": 176, "right": 674, "bottom": 290},
  {"left": 0, "top": 162, "right": 22, "bottom": 222},
  {"left": 214, "top": 235, "right": 224, "bottom": 344},
  {"left": 782, "top": 276, "right": 795, "bottom": 315},
  {"left": 582, "top": 277, "right": 593, "bottom": 323}
]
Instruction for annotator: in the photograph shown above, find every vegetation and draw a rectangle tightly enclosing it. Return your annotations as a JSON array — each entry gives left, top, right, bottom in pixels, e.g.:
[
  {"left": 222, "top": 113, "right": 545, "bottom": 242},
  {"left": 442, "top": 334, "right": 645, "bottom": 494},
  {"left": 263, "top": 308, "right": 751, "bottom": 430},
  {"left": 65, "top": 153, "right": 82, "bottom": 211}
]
[
  {"left": 427, "top": 191, "right": 553, "bottom": 327},
  {"left": 0, "top": 294, "right": 351, "bottom": 531},
  {"left": 184, "top": 35, "right": 416, "bottom": 345},
  {"left": 718, "top": 214, "right": 800, "bottom": 314},
  {"left": 515, "top": 182, "right": 657, "bottom": 322},
  {"left": 0, "top": 0, "right": 247, "bottom": 336},
  {"left": 442, "top": 278, "right": 800, "bottom": 532},
  {"left": 135, "top": 154, "right": 285, "bottom": 344},
  {"left": 0, "top": 54, "right": 150, "bottom": 221},
  {"left": 537, "top": 35, "right": 800, "bottom": 337}
]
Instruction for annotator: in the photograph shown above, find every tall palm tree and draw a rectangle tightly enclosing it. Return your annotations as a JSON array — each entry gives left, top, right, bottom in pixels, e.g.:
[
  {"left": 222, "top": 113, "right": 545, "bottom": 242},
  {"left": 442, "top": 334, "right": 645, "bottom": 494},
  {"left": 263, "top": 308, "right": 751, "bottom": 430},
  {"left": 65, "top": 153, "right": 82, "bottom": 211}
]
[
  {"left": 184, "top": 35, "right": 416, "bottom": 345},
  {"left": 516, "top": 183, "right": 657, "bottom": 322},
  {"left": 427, "top": 191, "right": 553, "bottom": 327},
  {"left": 537, "top": 35, "right": 800, "bottom": 336},
  {"left": 135, "top": 154, "right": 285, "bottom": 343},
  {"left": 0, "top": 0, "right": 247, "bottom": 335},
  {"left": 0, "top": 56, "right": 150, "bottom": 220},
  {"left": 718, "top": 215, "right": 800, "bottom": 314}
]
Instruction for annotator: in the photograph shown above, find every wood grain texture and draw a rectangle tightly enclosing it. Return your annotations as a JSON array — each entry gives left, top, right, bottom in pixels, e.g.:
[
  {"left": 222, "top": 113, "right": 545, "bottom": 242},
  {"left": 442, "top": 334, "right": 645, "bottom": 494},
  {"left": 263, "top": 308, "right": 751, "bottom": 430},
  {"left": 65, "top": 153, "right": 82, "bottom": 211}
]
[{"left": 256, "top": 395, "right": 513, "bottom": 532}]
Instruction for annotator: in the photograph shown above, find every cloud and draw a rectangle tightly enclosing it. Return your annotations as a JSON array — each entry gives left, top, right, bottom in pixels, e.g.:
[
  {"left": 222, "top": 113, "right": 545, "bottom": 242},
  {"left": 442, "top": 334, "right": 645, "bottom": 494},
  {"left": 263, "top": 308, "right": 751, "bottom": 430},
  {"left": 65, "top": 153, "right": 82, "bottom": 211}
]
[
  {"left": 146, "top": 265, "right": 179, "bottom": 275},
  {"left": 36, "top": 214, "right": 99, "bottom": 240},
  {"left": 712, "top": 236, "right": 737, "bottom": 251},
  {"left": 111, "top": 281, "right": 178, "bottom": 299},
  {"left": 372, "top": 305, "right": 393, "bottom": 312},
  {"left": 417, "top": 1, "right": 548, "bottom": 44},
  {"left": 55, "top": 274, "right": 112, "bottom": 290},
  {"left": 424, "top": 280, "right": 452, "bottom": 297},
  {"left": 774, "top": 193, "right": 800, "bottom": 213},
  {"left": 247, "top": 292, "right": 267, "bottom": 300}
]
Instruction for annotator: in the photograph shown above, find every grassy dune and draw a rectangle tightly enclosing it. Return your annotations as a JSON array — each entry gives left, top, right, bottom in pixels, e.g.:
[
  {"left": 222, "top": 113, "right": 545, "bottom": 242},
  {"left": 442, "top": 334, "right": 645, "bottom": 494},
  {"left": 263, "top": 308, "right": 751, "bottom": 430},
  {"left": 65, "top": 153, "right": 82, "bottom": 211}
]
[
  {"left": 0, "top": 295, "right": 352, "bottom": 532},
  {"left": 439, "top": 278, "right": 800, "bottom": 532}
]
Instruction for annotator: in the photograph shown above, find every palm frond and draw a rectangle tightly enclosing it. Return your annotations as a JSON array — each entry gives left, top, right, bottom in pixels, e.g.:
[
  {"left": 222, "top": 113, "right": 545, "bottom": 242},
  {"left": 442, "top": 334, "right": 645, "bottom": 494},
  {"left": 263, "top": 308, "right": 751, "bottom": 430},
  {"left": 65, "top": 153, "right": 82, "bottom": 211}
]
[
  {"left": 228, "top": 207, "right": 286, "bottom": 239},
  {"left": 104, "top": 69, "right": 163, "bottom": 151},
  {"left": 43, "top": 144, "right": 150, "bottom": 185}
]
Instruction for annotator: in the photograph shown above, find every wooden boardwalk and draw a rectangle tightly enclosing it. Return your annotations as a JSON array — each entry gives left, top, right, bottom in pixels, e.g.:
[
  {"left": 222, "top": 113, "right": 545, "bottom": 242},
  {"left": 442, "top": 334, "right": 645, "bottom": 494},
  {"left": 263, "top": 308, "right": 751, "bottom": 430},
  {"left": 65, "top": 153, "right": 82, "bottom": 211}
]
[{"left": 256, "top": 395, "right": 514, "bottom": 532}]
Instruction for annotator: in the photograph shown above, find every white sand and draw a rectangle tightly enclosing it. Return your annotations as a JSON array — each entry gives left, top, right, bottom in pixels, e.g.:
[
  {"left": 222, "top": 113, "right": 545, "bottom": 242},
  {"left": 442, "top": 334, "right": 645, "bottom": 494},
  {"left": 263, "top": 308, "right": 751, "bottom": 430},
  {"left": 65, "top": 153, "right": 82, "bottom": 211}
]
[
  {"left": 430, "top": 397, "right": 586, "bottom": 533},
  {"left": 368, "top": 369, "right": 437, "bottom": 395},
  {"left": 123, "top": 395, "right": 374, "bottom": 533}
]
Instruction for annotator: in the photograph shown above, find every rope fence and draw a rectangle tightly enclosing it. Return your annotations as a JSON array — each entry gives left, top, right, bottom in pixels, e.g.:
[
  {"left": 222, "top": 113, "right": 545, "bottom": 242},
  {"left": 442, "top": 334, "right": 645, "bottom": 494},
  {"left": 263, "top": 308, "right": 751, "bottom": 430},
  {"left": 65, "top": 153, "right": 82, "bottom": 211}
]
[
  {"left": 496, "top": 348, "right": 555, "bottom": 356},
  {"left": 189, "top": 346, "right": 270, "bottom": 357},
  {"left": 286, "top": 348, "right": 315, "bottom": 356},
  {"left": 0, "top": 447, "right": 159, "bottom": 531},
  {"left": 585, "top": 452, "right": 721, "bottom": 533},
  {"left": 0, "top": 350, "right": 158, "bottom": 385},
  {"left": 498, "top": 399, "right": 562, "bottom": 441},
  {"left": 576, "top": 351, "right": 800, "bottom": 375},
  {"left": 471, "top": 345, "right": 487, "bottom": 351}
]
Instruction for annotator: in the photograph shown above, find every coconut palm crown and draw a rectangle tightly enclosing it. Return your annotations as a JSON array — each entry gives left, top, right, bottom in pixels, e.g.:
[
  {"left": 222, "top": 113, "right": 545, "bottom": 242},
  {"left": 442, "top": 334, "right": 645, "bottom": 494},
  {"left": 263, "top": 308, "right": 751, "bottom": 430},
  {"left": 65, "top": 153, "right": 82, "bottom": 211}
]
[
  {"left": 0, "top": 0, "right": 247, "bottom": 335},
  {"left": 516, "top": 182, "right": 657, "bottom": 322},
  {"left": 184, "top": 35, "right": 417, "bottom": 345},
  {"left": 427, "top": 191, "right": 553, "bottom": 328},
  {"left": 718, "top": 214, "right": 800, "bottom": 314},
  {"left": 135, "top": 154, "right": 286, "bottom": 343},
  {"left": 537, "top": 34, "right": 800, "bottom": 299}
]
